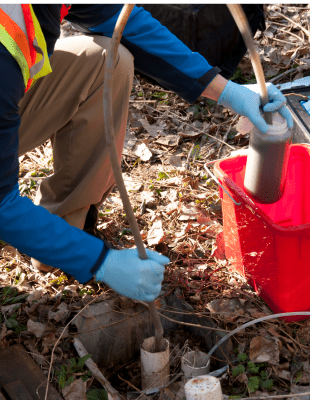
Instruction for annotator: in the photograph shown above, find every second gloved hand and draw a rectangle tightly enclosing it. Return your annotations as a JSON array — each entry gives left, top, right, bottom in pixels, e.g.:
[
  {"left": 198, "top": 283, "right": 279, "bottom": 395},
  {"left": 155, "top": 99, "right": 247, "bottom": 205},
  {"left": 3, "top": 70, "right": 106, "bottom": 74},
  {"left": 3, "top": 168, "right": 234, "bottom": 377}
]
[
  {"left": 95, "top": 248, "right": 169, "bottom": 302},
  {"left": 218, "top": 81, "right": 293, "bottom": 133}
]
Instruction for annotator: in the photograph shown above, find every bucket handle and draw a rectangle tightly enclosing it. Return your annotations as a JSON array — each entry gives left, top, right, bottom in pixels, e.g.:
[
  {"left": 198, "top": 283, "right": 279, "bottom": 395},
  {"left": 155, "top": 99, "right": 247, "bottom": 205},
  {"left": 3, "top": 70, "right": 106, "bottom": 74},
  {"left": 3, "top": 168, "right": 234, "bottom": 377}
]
[{"left": 204, "top": 162, "right": 242, "bottom": 206}]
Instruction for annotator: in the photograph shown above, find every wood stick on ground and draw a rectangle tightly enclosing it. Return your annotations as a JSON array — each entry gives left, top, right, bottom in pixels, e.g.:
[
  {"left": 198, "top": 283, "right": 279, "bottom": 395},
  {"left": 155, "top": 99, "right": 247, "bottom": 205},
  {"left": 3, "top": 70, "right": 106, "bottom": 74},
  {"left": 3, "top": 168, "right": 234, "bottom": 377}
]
[
  {"left": 272, "top": 10, "right": 310, "bottom": 40},
  {"left": 102, "top": 3, "right": 165, "bottom": 353},
  {"left": 73, "top": 337, "right": 124, "bottom": 400}
]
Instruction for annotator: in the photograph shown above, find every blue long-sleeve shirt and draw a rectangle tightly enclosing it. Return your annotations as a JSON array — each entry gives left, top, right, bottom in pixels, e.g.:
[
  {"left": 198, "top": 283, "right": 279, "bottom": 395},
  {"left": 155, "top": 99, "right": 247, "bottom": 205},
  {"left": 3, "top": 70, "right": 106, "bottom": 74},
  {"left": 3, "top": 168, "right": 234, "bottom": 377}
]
[{"left": 0, "top": 5, "right": 220, "bottom": 283}]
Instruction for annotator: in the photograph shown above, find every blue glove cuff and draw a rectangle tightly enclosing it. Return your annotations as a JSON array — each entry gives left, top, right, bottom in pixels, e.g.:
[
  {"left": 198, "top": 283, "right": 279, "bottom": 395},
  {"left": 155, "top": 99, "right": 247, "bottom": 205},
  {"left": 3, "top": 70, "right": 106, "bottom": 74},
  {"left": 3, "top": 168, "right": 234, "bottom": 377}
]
[
  {"left": 90, "top": 240, "right": 112, "bottom": 276},
  {"left": 218, "top": 80, "right": 236, "bottom": 110}
]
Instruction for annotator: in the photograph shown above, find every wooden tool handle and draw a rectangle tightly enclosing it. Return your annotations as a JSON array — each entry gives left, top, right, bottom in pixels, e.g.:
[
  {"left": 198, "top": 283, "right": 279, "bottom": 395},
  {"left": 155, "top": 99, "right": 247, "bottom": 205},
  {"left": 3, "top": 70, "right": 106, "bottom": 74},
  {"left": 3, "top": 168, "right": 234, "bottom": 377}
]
[
  {"left": 102, "top": 4, "right": 165, "bottom": 353},
  {"left": 227, "top": 4, "right": 272, "bottom": 125}
]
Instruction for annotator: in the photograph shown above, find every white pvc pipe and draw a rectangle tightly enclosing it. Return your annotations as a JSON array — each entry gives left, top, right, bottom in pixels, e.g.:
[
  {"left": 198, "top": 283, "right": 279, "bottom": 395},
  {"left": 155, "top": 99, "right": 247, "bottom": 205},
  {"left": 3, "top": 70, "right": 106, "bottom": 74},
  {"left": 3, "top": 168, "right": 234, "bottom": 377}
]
[
  {"left": 181, "top": 350, "right": 210, "bottom": 379},
  {"left": 184, "top": 375, "right": 222, "bottom": 400},
  {"left": 140, "top": 336, "right": 170, "bottom": 390}
]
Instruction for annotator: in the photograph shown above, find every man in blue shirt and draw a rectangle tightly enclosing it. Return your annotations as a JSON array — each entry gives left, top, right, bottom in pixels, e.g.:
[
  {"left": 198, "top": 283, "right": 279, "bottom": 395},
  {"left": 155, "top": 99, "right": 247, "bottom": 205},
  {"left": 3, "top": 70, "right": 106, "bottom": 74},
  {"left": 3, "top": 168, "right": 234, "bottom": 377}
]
[{"left": 0, "top": 5, "right": 292, "bottom": 302}]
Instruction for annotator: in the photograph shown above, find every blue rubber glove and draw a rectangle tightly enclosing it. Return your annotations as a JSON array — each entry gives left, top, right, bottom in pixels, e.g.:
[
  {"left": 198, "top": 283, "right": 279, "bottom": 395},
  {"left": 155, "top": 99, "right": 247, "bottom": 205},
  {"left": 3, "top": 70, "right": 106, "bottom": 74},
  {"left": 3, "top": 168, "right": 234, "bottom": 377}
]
[
  {"left": 218, "top": 81, "right": 293, "bottom": 133},
  {"left": 95, "top": 248, "right": 169, "bottom": 301}
]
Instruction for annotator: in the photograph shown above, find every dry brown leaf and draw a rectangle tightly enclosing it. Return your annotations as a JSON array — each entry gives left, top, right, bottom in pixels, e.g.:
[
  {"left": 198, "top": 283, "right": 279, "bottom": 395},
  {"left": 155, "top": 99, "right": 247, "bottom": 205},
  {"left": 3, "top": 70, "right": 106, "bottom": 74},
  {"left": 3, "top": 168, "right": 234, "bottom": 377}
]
[
  {"left": 211, "top": 232, "right": 226, "bottom": 260},
  {"left": 265, "top": 66, "right": 280, "bottom": 77},
  {"left": 169, "top": 155, "right": 183, "bottom": 169},
  {"left": 147, "top": 219, "right": 165, "bottom": 246},
  {"left": 27, "top": 319, "right": 46, "bottom": 338},
  {"left": 178, "top": 203, "right": 200, "bottom": 221},
  {"left": 133, "top": 142, "right": 153, "bottom": 161},
  {"left": 0, "top": 245, "right": 21, "bottom": 262},
  {"left": 197, "top": 212, "right": 211, "bottom": 226},
  {"left": 155, "top": 135, "right": 180, "bottom": 146},
  {"left": 48, "top": 302, "right": 69, "bottom": 322},
  {"left": 141, "top": 191, "right": 156, "bottom": 207},
  {"left": 166, "top": 202, "right": 179, "bottom": 215},
  {"left": 139, "top": 118, "right": 164, "bottom": 137},
  {"left": 249, "top": 336, "right": 280, "bottom": 365},
  {"left": 123, "top": 173, "right": 143, "bottom": 192},
  {"left": 62, "top": 378, "right": 87, "bottom": 400},
  {"left": 27, "top": 289, "right": 44, "bottom": 305},
  {"left": 41, "top": 332, "right": 58, "bottom": 348},
  {"left": 207, "top": 298, "right": 245, "bottom": 318},
  {"left": 178, "top": 131, "right": 201, "bottom": 138}
]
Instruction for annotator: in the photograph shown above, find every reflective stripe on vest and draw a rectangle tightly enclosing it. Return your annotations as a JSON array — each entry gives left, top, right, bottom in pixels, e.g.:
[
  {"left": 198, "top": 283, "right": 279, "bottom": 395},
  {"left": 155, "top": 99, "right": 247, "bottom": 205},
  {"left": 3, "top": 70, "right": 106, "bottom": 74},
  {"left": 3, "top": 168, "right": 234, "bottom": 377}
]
[{"left": 0, "top": 4, "right": 52, "bottom": 92}]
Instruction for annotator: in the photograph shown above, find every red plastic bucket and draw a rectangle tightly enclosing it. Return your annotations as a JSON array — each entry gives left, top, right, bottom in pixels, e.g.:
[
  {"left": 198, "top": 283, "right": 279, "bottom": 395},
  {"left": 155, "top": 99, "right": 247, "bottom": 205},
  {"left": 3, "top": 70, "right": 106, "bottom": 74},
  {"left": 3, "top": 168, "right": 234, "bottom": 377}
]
[{"left": 214, "top": 144, "right": 310, "bottom": 321}]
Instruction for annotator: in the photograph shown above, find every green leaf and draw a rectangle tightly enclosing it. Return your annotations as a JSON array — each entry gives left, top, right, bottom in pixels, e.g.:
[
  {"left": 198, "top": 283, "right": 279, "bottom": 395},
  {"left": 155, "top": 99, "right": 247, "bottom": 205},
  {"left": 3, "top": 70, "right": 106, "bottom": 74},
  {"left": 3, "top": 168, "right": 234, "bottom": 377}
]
[
  {"left": 77, "top": 354, "right": 92, "bottom": 368},
  {"left": 260, "top": 370, "right": 268, "bottom": 380},
  {"left": 232, "top": 364, "right": 245, "bottom": 376},
  {"left": 237, "top": 353, "right": 247, "bottom": 363},
  {"left": 157, "top": 171, "right": 169, "bottom": 180},
  {"left": 87, "top": 389, "right": 109, "bottom": 400},
  {"left": 188, "top": 104, "right": 201, "bottom": 116},
  {"left": 260, "top": 379, "right": 273, "bottom": 390},
  {"left": 192, "top": 145, "right": 200, "bottom": 160},
  {"left": 59, "top": 377, "right": 66, "bottom": 389},
  {"left": 6, "top": 317, "right": 19, "bottom": 329},
  {"left": 11, "top": 294, "right": 29, "bottom": 304},
  {"left": 66, "top": 376, "right": 75, "bottom": 386},
  {"left": 228, "top": 131, "right": 237, "bottom": 140},
  {"left": 69, "top": 358, "right": 77, "bottom": 367},
  {"left": 247, "top": 362, "right": 260, "bottom": 374},
  {"left": 61, "top": 365, "right": 67, "bottom": 374},
  {"left": 248, "top": 376, "right": 260, "bottom": 393},
  {"left": 81, "top": 374, "right": 89, "bottom": 382}
]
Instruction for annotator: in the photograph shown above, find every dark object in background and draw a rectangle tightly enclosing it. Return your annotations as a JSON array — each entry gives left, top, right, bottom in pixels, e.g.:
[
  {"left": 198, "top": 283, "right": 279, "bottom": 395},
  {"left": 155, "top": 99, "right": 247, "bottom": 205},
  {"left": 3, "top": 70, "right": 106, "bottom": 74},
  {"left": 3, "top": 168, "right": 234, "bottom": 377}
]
[
  {"left": 138, "top": 4, "right": 265, "bottom": 79},
  {"left": 281, "top": 86, "right": 310, "bottom": 144}
]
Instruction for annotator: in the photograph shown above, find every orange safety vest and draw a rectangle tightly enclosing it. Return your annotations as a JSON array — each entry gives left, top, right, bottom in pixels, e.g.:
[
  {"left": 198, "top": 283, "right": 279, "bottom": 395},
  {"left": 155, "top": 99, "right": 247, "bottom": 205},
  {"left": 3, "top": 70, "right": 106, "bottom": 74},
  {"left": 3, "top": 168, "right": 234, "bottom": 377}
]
[{"left": 0, "top": 4, "right": 70, "bottom": 92}]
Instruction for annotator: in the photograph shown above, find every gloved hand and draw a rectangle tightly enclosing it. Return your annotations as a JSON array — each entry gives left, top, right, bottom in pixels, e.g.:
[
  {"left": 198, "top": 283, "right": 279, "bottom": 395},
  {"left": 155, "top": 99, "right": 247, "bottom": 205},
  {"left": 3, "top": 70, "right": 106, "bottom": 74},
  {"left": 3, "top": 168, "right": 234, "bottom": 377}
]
[
  {"left": 95, "top": 248, "right": 169, "bottom": 301},
  {"left": 218, "top": 81, "right": 293, "bottom": 133}
]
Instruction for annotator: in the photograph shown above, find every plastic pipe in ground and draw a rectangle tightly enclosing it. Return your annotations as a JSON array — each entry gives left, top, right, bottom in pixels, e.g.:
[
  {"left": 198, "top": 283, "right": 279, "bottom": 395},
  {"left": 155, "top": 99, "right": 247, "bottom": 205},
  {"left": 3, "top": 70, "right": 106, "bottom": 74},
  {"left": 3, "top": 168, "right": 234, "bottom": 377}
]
[
  {"left": 140, "top": 336, "right": 170, "bottom": 390},
  {"left": 184, "top": 375, "right": 222, "bottom": 400},
  {"left": 181, "top": 350, "right": 210, "bottom": 379}
]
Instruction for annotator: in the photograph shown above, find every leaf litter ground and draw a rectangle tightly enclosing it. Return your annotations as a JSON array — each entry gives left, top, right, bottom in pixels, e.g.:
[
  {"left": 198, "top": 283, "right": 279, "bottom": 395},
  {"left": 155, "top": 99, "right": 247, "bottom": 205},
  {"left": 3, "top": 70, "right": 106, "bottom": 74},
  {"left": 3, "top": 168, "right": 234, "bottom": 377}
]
[{"left": 1, "top": 4, "right": 310, "bottom": 399}]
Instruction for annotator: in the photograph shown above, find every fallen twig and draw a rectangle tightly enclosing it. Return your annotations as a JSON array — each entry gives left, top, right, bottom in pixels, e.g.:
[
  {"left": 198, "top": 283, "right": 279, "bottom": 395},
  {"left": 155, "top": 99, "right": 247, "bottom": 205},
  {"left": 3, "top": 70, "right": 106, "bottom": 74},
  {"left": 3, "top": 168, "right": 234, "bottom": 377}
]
[
  {"left": 157, "top": 310, "right": 228, "bottom": 333},
  {"left": 272, "top": 10, "right": 310, "bottom": 40},
  {"left": 74, "top": 337, "right": 124, "bottom": 400}
]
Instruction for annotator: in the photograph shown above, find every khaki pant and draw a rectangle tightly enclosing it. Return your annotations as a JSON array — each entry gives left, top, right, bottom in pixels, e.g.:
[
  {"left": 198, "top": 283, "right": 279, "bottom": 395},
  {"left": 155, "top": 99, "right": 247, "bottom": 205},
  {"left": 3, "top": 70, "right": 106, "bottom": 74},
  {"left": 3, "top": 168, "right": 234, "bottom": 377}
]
[{"left": 18, "top": 35, "right": 134, "bottom": 229}]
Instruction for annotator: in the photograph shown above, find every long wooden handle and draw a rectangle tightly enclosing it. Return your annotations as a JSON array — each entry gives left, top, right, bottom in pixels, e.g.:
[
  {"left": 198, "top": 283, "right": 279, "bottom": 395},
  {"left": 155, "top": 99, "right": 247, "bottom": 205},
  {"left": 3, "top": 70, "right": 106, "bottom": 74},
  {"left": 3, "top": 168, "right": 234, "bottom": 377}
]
[
  {"left": 227, "top": 4, "right": 272, "bottom": 125},
  {"left": 102, "top": 4, "right": 165, "bottom": 353}
]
